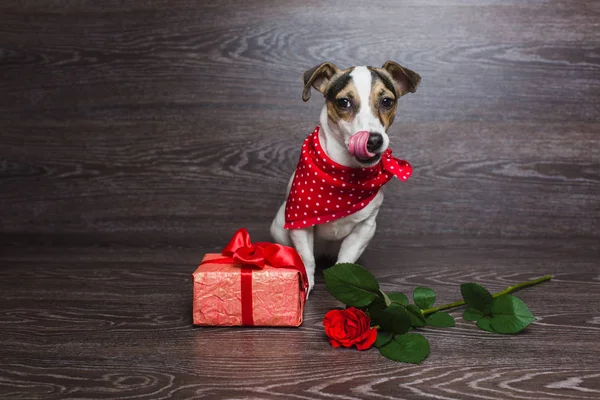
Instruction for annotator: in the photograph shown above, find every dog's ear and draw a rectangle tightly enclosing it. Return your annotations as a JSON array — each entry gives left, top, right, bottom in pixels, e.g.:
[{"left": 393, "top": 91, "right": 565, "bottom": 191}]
[
  {"left": 382, "top": 61, "right": 421, "bottom": 97},
  {"left": 302, "top": 62, "right": 340, "bottom": 102}
]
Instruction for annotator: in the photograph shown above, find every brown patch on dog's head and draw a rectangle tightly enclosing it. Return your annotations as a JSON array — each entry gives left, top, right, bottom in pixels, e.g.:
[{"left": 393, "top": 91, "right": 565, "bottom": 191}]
[
  {"left": 302, "top": 63, "right": 360, "bottom": 124},
  {"left": 324, "top": 68, "right": 358, "bottom": 124},
  {"left": 366, "top": 62, "right": 420, "bottom": 129},
  {"left": 368, "top": 68, "right": 398, "bottom": 129}
]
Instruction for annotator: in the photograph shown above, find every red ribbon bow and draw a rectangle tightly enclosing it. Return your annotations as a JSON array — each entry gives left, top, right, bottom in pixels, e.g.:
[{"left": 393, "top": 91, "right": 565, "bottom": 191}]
[
  {"left": 204, "top": 228, "right": 308, "bottom": 325},
  {"left": 222, "top": 229, "right": 307, "bottom": 277}
]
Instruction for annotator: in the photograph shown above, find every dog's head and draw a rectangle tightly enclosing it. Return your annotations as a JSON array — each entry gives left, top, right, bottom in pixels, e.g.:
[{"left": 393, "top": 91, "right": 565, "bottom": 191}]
[{"left": 302, "top": 61, "right": 420, "bottom": 166}]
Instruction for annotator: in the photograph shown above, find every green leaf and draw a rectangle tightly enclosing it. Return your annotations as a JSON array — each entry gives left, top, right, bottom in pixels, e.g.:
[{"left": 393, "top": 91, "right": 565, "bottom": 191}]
[
  {"left": 460, "top": 283, "right": 494, "bottom": 313},
  {"left": 413, "top": 287, "right": 436, "bottom": 309},
  {"left": 378, "top": 333, "right": 430, "bottom": 364},
  {"left": 373, "top": 331, "right": 393, "bottom": 349},
  {"left": 371, "top": 304, "right": 412, "bottom": 335},
  {"left": 463, "top": 308, "right": 485, "bottom": 321},
  {"left": 425, "top": 312, "right": 455, "bottom": 328},
  {"left": 387, "top": 292, "right": 409, "bottom": 306},
  {"left": 379, "top": 290, "right": 392, "bottom": 307},
  {"left": 489, "top": 295, "right": 536, "bottom": 334},
  {"left": 323, "top": 263, "right": 380, "bottom": 307},
  {"left": 476, "top": 316, "right": 496, "bottom": 333},
  {"left": 406, "top": 305, "right": 426, "bottom": 327},
  {"left": 367, "top": 296, "right": 387, "bottom": 316}
]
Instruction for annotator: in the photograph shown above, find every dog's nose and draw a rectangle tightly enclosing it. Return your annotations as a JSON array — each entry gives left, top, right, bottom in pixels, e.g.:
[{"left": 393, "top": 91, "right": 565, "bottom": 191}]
[{"left": 366, "top": 133, "right": 383, "bottom": 152}]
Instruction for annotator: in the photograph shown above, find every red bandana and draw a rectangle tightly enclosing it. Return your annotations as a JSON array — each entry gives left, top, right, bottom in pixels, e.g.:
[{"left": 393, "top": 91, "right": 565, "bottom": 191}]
[{"left": 284, "top": 126, "right": 412, "bottom": 229}]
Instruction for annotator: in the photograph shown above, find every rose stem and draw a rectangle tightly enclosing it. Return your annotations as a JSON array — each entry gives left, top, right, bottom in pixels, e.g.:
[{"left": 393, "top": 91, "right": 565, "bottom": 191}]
[{"left": 421, "top": 275, "right": 553, "bottom": 317}]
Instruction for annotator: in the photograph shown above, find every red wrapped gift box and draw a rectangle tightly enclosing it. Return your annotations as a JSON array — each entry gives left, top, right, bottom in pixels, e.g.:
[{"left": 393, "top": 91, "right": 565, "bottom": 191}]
[{"left": 192, "top": 229, "right": 307, "bottom": 326}]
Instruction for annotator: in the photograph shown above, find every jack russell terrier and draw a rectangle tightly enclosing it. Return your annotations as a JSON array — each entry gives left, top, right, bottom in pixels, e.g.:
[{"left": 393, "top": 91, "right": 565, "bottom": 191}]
[{"left": 270, "top": 61, "right": 421, "bottom": 293}]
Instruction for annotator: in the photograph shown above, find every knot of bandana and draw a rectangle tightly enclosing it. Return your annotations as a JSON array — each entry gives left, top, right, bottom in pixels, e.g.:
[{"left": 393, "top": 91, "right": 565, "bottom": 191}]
[{"left": 284, "top": 126, "right": 412, "bottom": 230}]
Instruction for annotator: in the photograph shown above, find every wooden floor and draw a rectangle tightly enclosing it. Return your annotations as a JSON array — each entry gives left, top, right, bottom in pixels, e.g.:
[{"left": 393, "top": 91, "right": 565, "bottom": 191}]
[{"left": 1, "top": 1, "right": 599, "bottom": 399}]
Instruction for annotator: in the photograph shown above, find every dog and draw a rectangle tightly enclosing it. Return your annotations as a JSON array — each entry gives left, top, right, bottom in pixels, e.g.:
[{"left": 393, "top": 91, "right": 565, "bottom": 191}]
[{"left": 270, "top": 61, "right": 421, "bottom": 293}]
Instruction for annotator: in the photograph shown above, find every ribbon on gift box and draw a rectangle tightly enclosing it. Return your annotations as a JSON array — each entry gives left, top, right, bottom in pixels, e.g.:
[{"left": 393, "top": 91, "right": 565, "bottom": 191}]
[{"left": 200, "top": 228, "right": 308, "bottom": 326}]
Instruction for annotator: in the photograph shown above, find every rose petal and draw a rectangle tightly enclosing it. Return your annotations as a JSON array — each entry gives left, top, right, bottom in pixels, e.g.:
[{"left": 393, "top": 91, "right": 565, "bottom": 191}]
[
  {"left": 323, "top": 309, "right": 342, "bottom": 326},
  {"left": 346, "top": 318, "right": 359, "bottom": 329},
  {"left": 355, "top": 328, "right": 378, "bottom": 351}
]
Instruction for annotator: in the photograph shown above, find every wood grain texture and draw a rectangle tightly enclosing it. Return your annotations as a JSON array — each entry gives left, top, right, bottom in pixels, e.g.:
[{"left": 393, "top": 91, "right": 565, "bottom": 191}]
[
  {"left": 0, "top": 0, "right": 599, "bottom": 238},
  {"left": 1, "top": 238, "right": 599, "bottom": 399},
  {"left": 1, "top": 0, "right": 599, "bottom": 398}
]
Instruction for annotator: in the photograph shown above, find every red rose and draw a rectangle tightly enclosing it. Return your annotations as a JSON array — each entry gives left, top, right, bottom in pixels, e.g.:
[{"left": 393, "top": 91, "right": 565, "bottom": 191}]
[{"left": 322, "top": 307, "right": 377, "bottom": 350}]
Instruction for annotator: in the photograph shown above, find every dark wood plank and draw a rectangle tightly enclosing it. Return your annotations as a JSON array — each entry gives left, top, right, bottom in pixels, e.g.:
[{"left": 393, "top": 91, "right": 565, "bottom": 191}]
[
  {"left": 1, "top": 121, "right": 598, "bottom": 238},
  {"left": 1, "top": 0, "right": 599, "bottom": 398},
  {"left": 1, "top": 0, "right": 599, "bottom": 237},
  {"left": 0, "top": 238, "right": 599, "bottom": 399}
]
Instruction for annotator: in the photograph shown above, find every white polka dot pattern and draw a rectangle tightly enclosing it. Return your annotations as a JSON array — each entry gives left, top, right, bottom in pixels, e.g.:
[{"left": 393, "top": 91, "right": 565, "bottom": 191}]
[{"left": 284, "top": 126, "right": 412, "bottom": 229}]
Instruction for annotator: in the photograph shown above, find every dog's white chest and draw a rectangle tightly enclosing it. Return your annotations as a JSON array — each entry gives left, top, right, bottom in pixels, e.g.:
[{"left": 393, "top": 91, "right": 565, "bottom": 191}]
[{"left": 315, "top": 191, "right": 384, "bottom": 241}]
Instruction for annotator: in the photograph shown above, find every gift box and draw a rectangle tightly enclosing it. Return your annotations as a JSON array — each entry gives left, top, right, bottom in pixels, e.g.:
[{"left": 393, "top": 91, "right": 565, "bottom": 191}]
[{"left": 192, "top": 228, "right": 308, "bottom": 326}]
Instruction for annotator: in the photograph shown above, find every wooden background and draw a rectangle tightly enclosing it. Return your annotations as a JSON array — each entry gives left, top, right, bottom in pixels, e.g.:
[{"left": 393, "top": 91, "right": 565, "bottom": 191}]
[{"left": 1, "top": 1, "right": 599, "bottom": 399}]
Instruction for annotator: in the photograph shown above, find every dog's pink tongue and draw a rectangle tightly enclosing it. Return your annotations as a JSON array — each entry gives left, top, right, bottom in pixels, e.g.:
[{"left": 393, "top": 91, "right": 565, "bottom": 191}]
[{"left": 349, "top": 131, "right": 375, "bottom": 160}]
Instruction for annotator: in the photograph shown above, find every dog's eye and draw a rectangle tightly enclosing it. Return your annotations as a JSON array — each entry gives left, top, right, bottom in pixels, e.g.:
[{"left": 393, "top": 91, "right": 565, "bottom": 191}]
[
  {"left": 381, "top": 97, "right": 395, "bottom": 109},
  {"left": 336, "top": 98, "right": 351, "bottom": 109}
]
